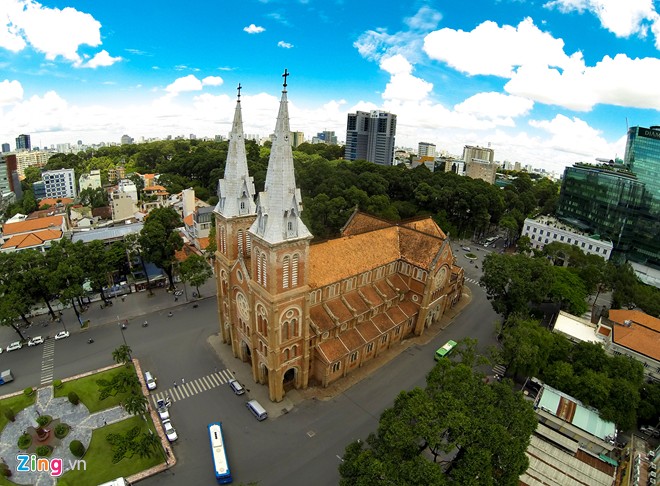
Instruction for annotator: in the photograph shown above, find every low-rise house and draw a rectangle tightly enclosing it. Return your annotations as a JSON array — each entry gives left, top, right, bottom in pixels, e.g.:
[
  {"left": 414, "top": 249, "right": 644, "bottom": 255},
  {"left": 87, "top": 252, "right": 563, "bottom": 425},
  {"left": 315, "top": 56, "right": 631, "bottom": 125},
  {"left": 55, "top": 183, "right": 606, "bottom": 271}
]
[
  {"left": 0, "top": 213, "right": 67, "bottom": 252},
  {"left": 597, "top": 309, "right": 660, "bottom": 382}
]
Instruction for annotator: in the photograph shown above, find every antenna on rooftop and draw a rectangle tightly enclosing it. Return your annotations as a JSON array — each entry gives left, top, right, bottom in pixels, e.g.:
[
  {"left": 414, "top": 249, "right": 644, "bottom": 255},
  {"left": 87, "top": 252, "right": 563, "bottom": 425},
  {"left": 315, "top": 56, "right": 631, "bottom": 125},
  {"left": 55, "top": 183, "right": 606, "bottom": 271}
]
[{"left": 625, "top": 117, "right": 629, "bottom": 131}]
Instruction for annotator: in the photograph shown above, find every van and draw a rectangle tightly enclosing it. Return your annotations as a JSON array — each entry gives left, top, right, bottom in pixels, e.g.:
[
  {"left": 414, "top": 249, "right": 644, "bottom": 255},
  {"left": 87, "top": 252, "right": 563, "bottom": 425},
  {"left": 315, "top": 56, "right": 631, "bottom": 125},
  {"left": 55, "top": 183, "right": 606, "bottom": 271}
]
[
  {"left": 246, "top": 399, "right": 268, "bottom": 421},
  {"left": 144, "top": 371, "right": 157, "bottom": 390}
]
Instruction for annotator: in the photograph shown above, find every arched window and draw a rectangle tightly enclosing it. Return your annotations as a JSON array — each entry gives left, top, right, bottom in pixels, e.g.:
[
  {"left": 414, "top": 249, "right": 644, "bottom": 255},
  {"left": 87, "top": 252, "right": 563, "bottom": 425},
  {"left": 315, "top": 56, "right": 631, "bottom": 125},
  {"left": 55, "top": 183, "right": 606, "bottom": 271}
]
[
  {"left": 292, "top": 254, "right": 299, "bottom": 287},
  {"left": 219, "top": 226, "right": 227, "bottom": 254},
  {"left": 282, "top": 322, "right": 289, "bottom": 341},
  {"left": 246, "top": 232, "right": 252, "bottom": 253},
  {"left": 256, "top": 304, "right": 268, "bottom": 337},
  {"left": 292, "top": 345, "right": 298, "bottom": 357},
  {"left": 282, "top": 255, "right": 290, "bottom": 289},
  {"left": 283, "top": 348, "right": 290, "bottom": 361}
]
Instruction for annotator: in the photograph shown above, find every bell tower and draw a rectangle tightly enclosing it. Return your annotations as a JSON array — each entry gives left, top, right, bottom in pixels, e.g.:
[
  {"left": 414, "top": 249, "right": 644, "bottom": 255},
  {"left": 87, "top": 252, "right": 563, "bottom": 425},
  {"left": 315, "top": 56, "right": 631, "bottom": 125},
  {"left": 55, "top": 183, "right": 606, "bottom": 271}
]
[
  {"left": 214, "top": 84, "right": 257, "bottom": 349},
  {"left": 247, "top": 70, "right": 313, "bottom": 402}
]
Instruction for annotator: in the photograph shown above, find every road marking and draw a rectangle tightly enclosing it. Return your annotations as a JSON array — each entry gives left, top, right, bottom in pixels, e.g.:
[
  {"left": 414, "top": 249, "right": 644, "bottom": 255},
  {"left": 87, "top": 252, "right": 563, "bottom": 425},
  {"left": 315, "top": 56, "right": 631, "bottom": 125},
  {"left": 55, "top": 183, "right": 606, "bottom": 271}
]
[
  {"left": 40, "top": 340, "right": 56, "bottom": 385},
  {"left": 151, "top": 369, "right": 233, "bottom": 406}
]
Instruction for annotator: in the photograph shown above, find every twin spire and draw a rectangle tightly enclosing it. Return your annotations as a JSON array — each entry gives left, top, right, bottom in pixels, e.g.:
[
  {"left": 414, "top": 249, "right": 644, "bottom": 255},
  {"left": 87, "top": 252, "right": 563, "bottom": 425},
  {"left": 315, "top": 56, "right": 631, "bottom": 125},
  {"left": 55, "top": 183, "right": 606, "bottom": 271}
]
[{"left": 215, "top": 71, "right": 311, "bottom": 245}]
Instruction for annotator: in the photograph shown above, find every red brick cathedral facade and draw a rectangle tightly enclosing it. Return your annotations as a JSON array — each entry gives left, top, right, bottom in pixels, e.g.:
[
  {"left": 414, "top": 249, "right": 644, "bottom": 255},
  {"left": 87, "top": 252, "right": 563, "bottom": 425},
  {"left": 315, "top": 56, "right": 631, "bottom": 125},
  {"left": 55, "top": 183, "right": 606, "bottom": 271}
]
[{"left": 215, "top": 80, "right": 464, "bottom": 402}]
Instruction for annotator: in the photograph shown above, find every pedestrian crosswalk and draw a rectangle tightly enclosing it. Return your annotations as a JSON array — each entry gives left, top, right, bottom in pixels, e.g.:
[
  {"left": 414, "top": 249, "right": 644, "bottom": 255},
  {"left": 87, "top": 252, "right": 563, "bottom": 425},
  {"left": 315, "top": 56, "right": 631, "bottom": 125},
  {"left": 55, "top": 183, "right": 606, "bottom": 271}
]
[
  {"left": 493, "top": 365, "right": 506, "bottom": 377},
  {"left": 40, "top": 340, "right": 56, "bottom": 385},
  {"left": 464, "top": 277, "right": 482, "bottom": 286},
  {"left": 150, "top": 369, "right": 234, "bottom": 406}
]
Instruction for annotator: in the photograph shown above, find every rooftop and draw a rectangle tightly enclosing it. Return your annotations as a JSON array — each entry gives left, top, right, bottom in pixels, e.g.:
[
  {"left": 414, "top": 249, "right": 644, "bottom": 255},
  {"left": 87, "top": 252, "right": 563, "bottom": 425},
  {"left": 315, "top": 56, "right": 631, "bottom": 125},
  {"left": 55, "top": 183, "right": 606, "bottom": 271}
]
[{"left": 606, "top": 309, "right": 660, "bottom": 361}]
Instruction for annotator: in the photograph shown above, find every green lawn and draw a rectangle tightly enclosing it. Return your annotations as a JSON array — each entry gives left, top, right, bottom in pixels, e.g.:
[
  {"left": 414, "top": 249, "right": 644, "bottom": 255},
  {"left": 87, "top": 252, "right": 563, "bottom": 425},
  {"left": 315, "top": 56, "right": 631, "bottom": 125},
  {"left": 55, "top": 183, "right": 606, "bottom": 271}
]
[
  {"left": 0, "top": 392, "right": 36, "bottom": 432},
  {"left": 58, "top": 415, "right": 164, "bottom": 486},
  {"left": 53, "top": 366, "right": 137, "bottom": 413}
]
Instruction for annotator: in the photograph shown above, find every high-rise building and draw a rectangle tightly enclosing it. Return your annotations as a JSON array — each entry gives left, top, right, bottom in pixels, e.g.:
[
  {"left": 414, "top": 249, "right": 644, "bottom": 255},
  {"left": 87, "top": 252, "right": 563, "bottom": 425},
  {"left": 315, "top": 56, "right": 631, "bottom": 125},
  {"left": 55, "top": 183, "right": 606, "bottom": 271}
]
[
  {"left": 42, "top": 168, "right": 78, "bottom": 199},
  {"left": 120, "top": 134, "right": 134, "bottom": 145},
  {"left": 312, "top": 131, "right": 337, "bottom": 145},
  {"left": 79, "top": 170, "right": 102, "bottom": 192},
  {"left": 1, "top": 143, "right": 9, "bottom": 153},
  {"left": 16, "top": 151, "right": 51, "bottom": 176},
  {"left": 462, "top": 145, "right": 494, "bottom": 163},
  {"left": 418, "top": 142, "right": 436, "bottom": 158},
  {"left": 623, "top": 126, "right": 660, "bottom": 267},
  {"left": 345, "top": 110, "right": 397, "bottom": 165},
  {"left": 15, "top": 134, "right": 31, "bottom": 151},
  {"left": 465, "top": 159, "right": 498, "bottom": 184},
  {"left": 556, "top": 164, "right": 645, "bottom": 255},
  {"left": 290, "top": 131, "right": 305, "bottom": 147}
]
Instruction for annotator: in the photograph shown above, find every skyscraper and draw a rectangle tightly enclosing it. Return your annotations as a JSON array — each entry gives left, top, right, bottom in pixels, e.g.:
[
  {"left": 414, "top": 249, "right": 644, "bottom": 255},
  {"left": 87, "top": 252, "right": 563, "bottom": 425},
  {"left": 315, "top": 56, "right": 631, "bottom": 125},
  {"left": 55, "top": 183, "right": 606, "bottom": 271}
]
[
  {"left": 1, "top": 143, "right": 10, "bottom": 153},
  {"left": 623, "top": 126, "right": 660, "bottom": 267},
  {"left": 15, "top": 134, "right": 31, "bottom": 151},
  {"left": 418, "top": 142, "right": 436, "bottom": 158},
  {"left": 345, "top": 110, "right": 397, "bottom": 165}
]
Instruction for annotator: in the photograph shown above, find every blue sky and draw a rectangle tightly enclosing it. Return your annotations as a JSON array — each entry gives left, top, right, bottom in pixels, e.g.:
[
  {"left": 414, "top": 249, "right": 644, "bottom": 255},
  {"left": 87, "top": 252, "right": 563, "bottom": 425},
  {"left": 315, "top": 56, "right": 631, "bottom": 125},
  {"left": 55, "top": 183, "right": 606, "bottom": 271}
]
[{"left": 2, "top": 0, "right": 660, "bottom": 174}]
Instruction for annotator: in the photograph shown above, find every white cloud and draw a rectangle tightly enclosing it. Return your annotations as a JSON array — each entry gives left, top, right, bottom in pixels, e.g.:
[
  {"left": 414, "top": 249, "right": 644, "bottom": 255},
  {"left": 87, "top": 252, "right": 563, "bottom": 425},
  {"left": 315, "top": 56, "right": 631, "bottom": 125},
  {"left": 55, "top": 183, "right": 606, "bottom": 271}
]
[
  {"left": 243, "top": 24, "right": 265, "bottom": 34},
  {"left": 202, "top": 76, "right": 224, "bottom": 87},
  {"left": 505, "top": 53, "right": 660, "bottom": 110},
  {"left": 84, "top": 50, "right": 123, "bottom": 68},
  {"left": 544, "top": 0, "right": 660, "bottom": 47},
  {"left": 529, "top": 114, "right": 617, "bottom": 158},
  {"left": 423, "top": 18, "right": 573, "bottom": 77},
  {"left": 165, "top": 75, "right": 204, "bottom": 95},
  {"left": 0, "top": 79, "right": 24, "bottom": 106},
  {"left": 379, "top": 55, "right": 433, "bottom": 102},
  {"left": 277, "top": 41, "right": 293, "bottom": 49},
  {"left": 354, "top": 6, "right": 442, "bottom": 63},
  {"left": 454, "top": 92, "right": 534, "bottom": 124},
  {"left": 0, "top": 0, "right": 120, "bottom": 65}
]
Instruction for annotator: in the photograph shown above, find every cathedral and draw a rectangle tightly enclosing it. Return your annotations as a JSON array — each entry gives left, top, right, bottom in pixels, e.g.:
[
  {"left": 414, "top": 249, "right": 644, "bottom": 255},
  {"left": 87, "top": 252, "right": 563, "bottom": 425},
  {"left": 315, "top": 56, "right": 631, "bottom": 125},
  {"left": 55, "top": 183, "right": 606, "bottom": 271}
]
[{"left": 214, "top": 73, "right": 465, "bottom": 402}]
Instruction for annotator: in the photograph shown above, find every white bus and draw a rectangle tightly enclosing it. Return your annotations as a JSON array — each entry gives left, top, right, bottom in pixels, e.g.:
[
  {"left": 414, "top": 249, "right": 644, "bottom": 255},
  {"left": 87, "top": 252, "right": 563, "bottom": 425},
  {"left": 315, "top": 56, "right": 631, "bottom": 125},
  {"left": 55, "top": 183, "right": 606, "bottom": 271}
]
[{"left": 208, "top": 422, "right": 232, "bottom": 484}]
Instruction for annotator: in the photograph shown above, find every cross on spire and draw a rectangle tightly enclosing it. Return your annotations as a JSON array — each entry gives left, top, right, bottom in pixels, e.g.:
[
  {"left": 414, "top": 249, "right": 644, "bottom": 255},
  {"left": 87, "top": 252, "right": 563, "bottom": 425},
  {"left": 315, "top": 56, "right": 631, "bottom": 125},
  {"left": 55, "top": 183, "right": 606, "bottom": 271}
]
[
  {"left": 237, "top": 83, "right": 242, "bottom": 101},
  {"left": 282, "top": 69, "right": 289, "bottom": 90}
]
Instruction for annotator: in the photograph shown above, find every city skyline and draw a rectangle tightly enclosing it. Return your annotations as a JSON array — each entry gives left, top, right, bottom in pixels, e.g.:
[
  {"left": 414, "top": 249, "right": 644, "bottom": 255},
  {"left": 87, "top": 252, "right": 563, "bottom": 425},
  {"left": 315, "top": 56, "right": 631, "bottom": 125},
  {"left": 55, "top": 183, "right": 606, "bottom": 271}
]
[{"left": 2, "top": 0, "right": 660, "bottom": 173}]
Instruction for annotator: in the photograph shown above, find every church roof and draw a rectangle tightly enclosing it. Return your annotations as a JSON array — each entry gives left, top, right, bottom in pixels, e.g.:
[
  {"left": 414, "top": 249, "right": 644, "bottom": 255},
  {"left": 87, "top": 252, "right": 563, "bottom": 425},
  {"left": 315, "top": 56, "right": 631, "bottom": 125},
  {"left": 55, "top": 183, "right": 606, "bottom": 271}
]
[
  {"left": 215, "top": 85, "right": 257, "bottom": 219},
  {"left": 308, "top": 216, "right": 447, "bottom": 289},
  {"left": 249, "top": 73, "right": 312, "bottom": 245}
]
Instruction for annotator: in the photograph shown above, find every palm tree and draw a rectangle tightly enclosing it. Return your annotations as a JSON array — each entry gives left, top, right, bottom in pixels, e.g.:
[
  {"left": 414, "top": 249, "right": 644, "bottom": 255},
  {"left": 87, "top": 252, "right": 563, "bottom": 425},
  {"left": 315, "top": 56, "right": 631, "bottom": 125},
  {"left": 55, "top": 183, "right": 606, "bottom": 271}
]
[
  {"left": 123, "top": 394, "right": 148, "bottom": 416},
  {"left": 113, "top": 370, "right": 139, "bottom": 393},
  {"left": 134, "top": 433, "right": 158, "bottom": 459},
  {"left": 112, "top": 345, "right": 133, "bottom": 367}
]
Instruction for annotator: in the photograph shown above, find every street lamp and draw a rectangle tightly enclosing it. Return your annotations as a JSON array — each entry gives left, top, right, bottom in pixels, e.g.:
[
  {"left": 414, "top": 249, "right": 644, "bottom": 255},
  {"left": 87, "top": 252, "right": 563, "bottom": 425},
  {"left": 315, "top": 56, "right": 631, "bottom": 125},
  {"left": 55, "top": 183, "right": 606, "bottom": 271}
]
[{"left": 117, "top": 316, "right": 132, "bottom": 361}]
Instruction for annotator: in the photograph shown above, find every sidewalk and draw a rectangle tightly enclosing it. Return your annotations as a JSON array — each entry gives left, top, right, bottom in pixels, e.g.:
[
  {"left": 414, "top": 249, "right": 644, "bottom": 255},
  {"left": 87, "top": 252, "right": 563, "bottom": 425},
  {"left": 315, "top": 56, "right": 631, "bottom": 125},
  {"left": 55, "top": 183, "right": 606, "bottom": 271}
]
[
  {"left": 0, "top": 279, "right": 218, "bottom": 345},
  {"left": 208, "top": 286, "right": 473, "bottom": 419}
]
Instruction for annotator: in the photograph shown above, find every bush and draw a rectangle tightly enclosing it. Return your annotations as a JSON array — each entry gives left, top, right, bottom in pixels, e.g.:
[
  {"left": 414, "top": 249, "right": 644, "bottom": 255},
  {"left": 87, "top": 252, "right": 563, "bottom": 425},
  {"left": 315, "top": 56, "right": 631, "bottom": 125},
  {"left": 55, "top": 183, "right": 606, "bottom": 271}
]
[
  {"left": 3, "top": 408, "right": 15, "bottom": 422},
  {"left": 17, "top": 434, "right": 32, "bottom": 450},
  {"left": 53, "top": 379, "right": 62, "bottom": 389},
  {"left": 54, "top": 423, "right": 70, "bottom": 439},
  {"left": 36, "top": 445, "right": 52, "bottom": 457},
  {"left": 23, "top": 387, "right": 34, "bottom": 397},
  {"left": 70, "top": 440, "right": 85, "bottom": 458},
  {"left": 68, "top": 391, "right": 80, "bottom": 405},
  {"left": 36, "top": 415, "right": 52, "bottom": 427},
  {"left": 0, "top": 462, "right": 12, "bottom": 477}
]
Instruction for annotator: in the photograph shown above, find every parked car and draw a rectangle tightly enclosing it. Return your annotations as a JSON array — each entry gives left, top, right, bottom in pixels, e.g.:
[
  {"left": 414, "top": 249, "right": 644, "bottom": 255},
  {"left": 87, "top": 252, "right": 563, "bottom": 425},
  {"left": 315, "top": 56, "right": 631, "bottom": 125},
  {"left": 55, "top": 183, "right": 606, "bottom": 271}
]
[
  {"left": 461, "top": 246, "right": 471, "bottom": 251},
  {"left": 54, "top": 331, "right": 70, "bottom": 340},
  {"left": 228, "top": 378, "right": 245, "bottom": 395},
  {"left": 162, "top": 419, "right": 178, "bottom": 442},
  {"left": 6, "top": 341, "right": 22, "bottom": 352},
  {"left": 27, "top": 336, "right": 44, "bottom": 346},
  {"left": 156, "top": 398, "right": 170, "bottom": 420}
]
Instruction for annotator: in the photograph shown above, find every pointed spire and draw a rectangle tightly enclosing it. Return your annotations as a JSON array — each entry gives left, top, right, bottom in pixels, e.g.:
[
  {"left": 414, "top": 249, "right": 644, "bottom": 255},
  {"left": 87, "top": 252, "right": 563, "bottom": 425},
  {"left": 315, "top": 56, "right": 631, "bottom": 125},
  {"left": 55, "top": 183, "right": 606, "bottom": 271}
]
[
  {"left": 250, "top": 70, "right": 312, "bottom": 244},
  {"left": 214, "top": 84, "right": 256, "bottom": 218}
]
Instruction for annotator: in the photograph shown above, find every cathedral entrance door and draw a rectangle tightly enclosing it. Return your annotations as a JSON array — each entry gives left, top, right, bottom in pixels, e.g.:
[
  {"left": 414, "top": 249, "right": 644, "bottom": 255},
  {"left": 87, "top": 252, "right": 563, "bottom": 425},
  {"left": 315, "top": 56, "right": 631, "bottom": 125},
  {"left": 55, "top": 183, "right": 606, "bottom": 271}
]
[
  {"left": 283, "top": 367, "right": 296, "bottom": 391},
  {"left": 241, "top": 341, "right": 252, "bottom": 364}
]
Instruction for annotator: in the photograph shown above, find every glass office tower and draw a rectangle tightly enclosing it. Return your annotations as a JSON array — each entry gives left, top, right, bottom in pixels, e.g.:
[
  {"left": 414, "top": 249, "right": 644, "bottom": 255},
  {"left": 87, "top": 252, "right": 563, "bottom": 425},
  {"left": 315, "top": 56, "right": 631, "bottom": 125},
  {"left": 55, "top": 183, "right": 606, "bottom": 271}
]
[
  {"left": 556, "top": 165, "right": 645, "bottom": 255},
  {"left": 624, "top": 126, "right": 660, "bottom": 267}
]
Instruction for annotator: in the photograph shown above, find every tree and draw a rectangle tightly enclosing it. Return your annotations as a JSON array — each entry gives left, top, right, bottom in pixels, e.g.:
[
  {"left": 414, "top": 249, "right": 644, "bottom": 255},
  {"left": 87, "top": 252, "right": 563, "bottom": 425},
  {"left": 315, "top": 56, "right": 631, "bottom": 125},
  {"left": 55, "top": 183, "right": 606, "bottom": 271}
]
[
  {"left": 340, "top": 342, "right": 536, "bottom": 485},
  {"left": 179, "top": 254, "right": 213, "bottom": 297},
  {"left": 139, "top": 207, "right": 183, "bottom": 291},
  {"left": 548, "top": 266, "right": 588, "bottom": 315},
  {"left": 135, "top": 432, "right": 159, "bottom": 459},
  {"left": 123, "top": 393, "right": 148, "bottom": 416},
  {"left": 112, "top": 344, "right": 132, "bottom": 367},
  {"left": 499, "top": 316, "right": 554, "bottom": 378},
  {"left": 480, "top": 253, "right": 554, "bottom": 321}
]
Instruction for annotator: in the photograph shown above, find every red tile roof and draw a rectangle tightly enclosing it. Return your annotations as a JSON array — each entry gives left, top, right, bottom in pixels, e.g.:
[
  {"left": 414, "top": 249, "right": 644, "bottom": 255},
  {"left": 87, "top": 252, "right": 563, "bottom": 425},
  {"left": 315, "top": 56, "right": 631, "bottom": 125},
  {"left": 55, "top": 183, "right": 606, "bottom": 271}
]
[
  {"left": 317, "top": 338, "right": 349, "bottom": 363},
  {"left": 608, "top": 309, "right": 660, "bottom": 361},
  {"left": 355, "top": 320, "right": 380, "bottom": 342},
  {"left": 339, "top": 328, "right": 366, "bottom": 353},
  {"left": 2, "top": 214, "right": 66, "bottom": 236},
  {"left": 1, "top": 229, "right": 62, "bottom": 250},
  {"left": 310, "top": 305, "right": 335, "bottom": 333}
]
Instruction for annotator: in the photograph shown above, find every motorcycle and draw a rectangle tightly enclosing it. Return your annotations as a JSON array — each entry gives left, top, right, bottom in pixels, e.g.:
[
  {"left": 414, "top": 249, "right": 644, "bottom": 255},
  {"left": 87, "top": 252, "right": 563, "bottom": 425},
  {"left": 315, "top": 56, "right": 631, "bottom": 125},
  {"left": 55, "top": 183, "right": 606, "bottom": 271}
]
[
  {"left": 174, "top": 290, "right": 183, "bottom": 297},
  {"left": 142, "top": 321, "right": 148, "bottom": 327},
  {"left": 88, "top": 338, "right": 94, "bottom": 344}
]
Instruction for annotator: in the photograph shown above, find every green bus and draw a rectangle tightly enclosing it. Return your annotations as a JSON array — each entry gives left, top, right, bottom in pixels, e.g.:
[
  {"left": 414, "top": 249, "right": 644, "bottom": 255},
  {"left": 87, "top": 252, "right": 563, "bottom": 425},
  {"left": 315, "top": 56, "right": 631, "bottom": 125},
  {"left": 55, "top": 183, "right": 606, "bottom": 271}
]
[{"left": 434, "top": 340, "right": 457, "bottom": 360}]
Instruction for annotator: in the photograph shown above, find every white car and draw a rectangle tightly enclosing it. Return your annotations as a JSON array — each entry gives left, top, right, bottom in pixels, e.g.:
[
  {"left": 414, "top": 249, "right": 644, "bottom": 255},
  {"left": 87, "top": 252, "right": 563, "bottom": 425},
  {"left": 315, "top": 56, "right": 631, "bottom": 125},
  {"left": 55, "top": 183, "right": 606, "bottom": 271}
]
[
  {"left": 54, "top": 331, "right": 70, "bottom": 340},
  {"left": 162, "top": 419, "right": 178, "bottom": 442},
  {"left": 6, "top": 341, "right": 22, "bottom": 352},
  {"left": 156, "top": 398, "right": 170, "bottom": 420},
  {"left": 28, "top": 336, "right": 44, "bottom": 346}
]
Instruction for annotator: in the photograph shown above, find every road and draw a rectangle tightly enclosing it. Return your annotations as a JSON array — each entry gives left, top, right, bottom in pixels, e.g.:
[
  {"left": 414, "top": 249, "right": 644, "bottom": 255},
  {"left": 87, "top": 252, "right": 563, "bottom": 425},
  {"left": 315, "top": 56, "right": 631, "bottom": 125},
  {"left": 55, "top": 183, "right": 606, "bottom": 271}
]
[{"left": 0, "top": 245, "right": 500, "bottom": 485}]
